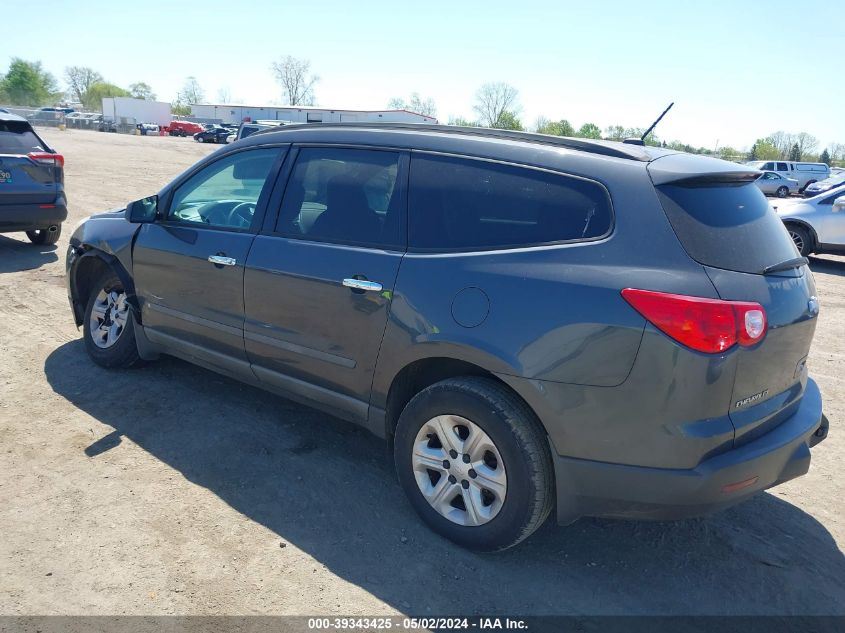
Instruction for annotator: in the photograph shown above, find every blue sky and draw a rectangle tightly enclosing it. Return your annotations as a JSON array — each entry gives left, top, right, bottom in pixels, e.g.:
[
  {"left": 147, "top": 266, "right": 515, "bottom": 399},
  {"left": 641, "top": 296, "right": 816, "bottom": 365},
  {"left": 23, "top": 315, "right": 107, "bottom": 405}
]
[{"left": 3, "top": 0, "right": 843, "bottom": 150}]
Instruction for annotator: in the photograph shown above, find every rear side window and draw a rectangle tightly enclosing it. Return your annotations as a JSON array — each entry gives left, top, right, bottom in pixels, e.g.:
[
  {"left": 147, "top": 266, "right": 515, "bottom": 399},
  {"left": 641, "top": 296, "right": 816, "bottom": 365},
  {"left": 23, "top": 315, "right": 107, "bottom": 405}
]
[
  {"left": 0, "top": 120, "right": 46, "bottom": 153},
  {"left": 656, "top": 181, "right": 797, "bottom": 274},
  {"left": 409, "top": 154, "right": 612, "bottom": 251},
  {"left": 275, "top": 147, "right": 404, "bottom": 249}
]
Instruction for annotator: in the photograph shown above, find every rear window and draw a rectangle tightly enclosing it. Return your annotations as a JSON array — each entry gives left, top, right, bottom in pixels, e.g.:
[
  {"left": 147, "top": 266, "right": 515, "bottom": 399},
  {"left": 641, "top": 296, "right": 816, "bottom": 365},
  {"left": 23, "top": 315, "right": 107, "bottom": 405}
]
[
  {"left": 409, "top": 154, "right": 612, "bottom": 251},
  {"left": 0, "top": 120, "right": 46, "bottom": 153},
  {"left": 656, "top": 181, "right": 797, "bottom": 274}
]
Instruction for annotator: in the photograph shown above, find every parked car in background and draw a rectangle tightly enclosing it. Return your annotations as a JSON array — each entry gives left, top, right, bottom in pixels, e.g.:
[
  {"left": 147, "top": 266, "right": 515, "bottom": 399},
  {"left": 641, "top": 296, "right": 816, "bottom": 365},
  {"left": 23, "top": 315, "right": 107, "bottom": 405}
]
[
  {"left": 802, "top": 172, "right": 845, "bottom": 197},
  {"left": 0, "top": 112, "right": 66, "bottom": 244},
  {"left": 755, "top": 170, "right": 799, "bottom": 197},
  {"left": 65, "top": 123, "right": 827, "bottom": 551},
  {"left": 136, "top": 123, "right": 160, "bottom": 136},
  {"left": 745, "top": 160, "right": 829, "bottom": 191},
  {"left": 94, "top": 117, "right": 118, "bottom": 133},
  {"left": 193, "top": 126, "right": 231, "bottom": 143},
  {"left": 235, "top": 121, "right": 285, "bottom": 141},
  {"left": 39, "top": 106, "right": 75, "bottom": 115},
  {"left": 225, "top": 132, "right": 236, "bottom": 144},
  {"left": 772, "top": 183, "right": 845, "bottom": 256},
  {"left": 168, "top": 120, "right": 205, "bottom": 137}
]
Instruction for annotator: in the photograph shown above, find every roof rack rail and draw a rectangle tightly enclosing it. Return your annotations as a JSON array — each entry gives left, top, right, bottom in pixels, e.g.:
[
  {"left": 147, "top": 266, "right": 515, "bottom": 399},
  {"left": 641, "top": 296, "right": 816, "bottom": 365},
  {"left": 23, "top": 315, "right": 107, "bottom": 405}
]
[{"left": 256, "top": 122, "right": 651, "bottom": 161}]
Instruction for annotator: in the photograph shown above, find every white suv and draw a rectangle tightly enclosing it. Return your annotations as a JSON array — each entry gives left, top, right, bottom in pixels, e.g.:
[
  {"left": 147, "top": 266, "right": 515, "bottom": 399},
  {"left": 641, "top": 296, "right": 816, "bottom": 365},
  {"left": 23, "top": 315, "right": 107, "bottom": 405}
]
[{"left": 746, "top": 160, "right": 830, "bottom": 191}]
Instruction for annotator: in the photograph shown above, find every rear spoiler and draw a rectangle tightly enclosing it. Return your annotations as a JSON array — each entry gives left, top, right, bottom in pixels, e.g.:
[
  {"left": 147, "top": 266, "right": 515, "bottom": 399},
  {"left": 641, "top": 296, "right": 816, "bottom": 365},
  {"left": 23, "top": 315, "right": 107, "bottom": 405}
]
[{"left": 648, "top": 152, "right": 761, "bottom": 186}]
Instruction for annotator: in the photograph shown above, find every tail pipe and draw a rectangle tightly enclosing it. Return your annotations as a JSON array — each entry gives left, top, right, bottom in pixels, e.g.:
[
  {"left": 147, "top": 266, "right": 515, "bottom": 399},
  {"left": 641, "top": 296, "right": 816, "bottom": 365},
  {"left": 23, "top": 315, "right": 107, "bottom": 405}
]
[{"left": 809, "top": 414, "right": 829, "bottom": 448}]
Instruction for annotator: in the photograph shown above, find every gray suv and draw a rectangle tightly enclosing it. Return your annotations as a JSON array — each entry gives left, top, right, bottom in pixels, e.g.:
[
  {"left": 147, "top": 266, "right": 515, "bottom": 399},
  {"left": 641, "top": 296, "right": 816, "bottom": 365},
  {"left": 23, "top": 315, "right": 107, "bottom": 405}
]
[{"left": 65, "top": 123, "right": 828, "bottom": 551}]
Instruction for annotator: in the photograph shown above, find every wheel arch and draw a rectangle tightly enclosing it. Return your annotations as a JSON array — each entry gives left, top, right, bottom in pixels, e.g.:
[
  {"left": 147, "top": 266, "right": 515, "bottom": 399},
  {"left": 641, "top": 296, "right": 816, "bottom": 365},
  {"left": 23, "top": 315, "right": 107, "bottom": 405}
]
[
  {"left": 782, "top": 219, "right": 818, "bottom": 252},
  {"left": 69, "top": 248, "right": 138, "bottom": 326},
  {"left": 381, "top": 356, "right": 540, "bottom": 443}
]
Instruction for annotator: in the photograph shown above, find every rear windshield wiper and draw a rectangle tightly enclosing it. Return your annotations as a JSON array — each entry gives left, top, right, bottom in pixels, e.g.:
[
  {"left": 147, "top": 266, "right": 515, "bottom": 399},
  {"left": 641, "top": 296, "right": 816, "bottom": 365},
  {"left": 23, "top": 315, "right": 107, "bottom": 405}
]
[{"left": 763, "top": 256, "right": 809, "bottom": 274}]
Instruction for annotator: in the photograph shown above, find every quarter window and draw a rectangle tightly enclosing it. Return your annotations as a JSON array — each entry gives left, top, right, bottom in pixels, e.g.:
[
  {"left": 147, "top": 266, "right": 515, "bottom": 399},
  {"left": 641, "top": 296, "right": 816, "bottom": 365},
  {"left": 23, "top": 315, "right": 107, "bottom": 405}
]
[
  {"left": 168, "top": 148, "right": 281, "bottom": 229},
  {"left": 408, "top": 154, "right": 612, "bottom": 251},
  {"left": 275, "top": 147, "right": 404, "bottom": 249}
]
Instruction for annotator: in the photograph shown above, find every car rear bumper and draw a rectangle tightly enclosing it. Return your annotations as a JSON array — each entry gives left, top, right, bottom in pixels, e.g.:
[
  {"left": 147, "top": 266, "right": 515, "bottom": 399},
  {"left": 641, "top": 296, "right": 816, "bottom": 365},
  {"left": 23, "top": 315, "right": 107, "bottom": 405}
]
[
  {"left": 553, "top": 377, "right": 826, "bottom": 524},
  {"left": 0, "top": 197, "right": 67, "bottom": 232}
]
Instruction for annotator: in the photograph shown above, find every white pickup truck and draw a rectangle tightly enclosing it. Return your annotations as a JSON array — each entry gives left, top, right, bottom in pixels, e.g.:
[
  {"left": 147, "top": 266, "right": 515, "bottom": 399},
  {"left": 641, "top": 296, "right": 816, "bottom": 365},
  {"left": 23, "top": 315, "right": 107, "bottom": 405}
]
[{"left": 746, "top": 160, "right": 830, "bottom": 191}]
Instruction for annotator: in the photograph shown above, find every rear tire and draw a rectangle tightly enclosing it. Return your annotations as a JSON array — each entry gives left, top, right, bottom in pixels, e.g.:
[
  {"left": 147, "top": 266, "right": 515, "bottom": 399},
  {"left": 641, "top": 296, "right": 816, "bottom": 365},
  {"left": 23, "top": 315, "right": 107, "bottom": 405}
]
[
  {"left": 787, "top": 224, "right": 812, "bottom": 257},
  {"left": 26, "top": 224, "right": 61, "bottom": 245},
  {"left": 776, "top": 186, "right": 789, "bottom": 198},
  {"left": 394, "top": 376, "right": 554, "bottom": 551},
  {"left": 82, "top": 269, "right": 141, "bottom": 369}
]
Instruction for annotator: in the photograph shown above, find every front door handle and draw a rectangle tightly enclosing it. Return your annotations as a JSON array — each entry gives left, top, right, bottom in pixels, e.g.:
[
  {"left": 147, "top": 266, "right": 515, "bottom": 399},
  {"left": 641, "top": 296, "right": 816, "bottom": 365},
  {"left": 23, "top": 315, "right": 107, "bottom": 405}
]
[
  {"left": 342, "top": 278, "right": 383, "bottom": 292},
  {"left": 208, "top": 255, "right": 237, "bottom": 266}
]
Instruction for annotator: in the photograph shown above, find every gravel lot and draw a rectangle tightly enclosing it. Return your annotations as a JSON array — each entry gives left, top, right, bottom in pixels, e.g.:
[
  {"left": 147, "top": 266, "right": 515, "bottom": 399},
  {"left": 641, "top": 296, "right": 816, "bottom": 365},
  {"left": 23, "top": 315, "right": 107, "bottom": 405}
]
[{"left": 1, "top": 128, "right": 843, "bottom": 616}]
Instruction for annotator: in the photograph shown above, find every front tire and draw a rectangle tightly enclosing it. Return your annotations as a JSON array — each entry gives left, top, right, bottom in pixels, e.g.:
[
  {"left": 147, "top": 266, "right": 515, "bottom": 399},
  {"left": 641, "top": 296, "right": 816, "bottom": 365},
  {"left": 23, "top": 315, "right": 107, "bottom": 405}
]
[
  {"left": 26, "top": 224, "right": 61, "bottom": 245},
  {"left": 82, "top": 269, "right": 141, "bottom": 368},
  {"left": 196, "top": 136, "right": 204, "bottom": 143},
  {"left": 394, "top": 377, "right": 554, "bottom": 551},
  {"left": 787, "top": 224, "right": 812, "bottom": 257}
]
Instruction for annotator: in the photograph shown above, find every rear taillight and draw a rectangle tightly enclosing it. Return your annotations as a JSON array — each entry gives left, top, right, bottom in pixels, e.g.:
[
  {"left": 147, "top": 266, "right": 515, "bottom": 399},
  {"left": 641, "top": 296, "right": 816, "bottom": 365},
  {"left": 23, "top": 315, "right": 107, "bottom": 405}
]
[
  {"left": 27, "top": 152, "right": 64, "bottom": 168},
  {"left": 621, "top": 288, "right": 767, "bottom": 353}
]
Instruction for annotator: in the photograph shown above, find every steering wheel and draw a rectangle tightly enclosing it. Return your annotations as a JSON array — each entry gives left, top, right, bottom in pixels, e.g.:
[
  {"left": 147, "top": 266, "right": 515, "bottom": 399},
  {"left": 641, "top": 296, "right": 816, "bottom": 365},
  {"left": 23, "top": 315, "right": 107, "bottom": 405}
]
[{"left": 225, "top": 201, "right": 255, "bottom": 227}]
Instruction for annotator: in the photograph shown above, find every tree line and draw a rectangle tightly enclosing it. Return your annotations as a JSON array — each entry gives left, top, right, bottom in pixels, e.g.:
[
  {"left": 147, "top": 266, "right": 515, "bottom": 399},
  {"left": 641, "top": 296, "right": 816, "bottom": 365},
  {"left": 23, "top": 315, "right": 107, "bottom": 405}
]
[
  {"left": 0, "top": 58, "right": 157, "bottom": 111},
  {"left": 3, "top": 56, "right": 841, "bottom": 166}
]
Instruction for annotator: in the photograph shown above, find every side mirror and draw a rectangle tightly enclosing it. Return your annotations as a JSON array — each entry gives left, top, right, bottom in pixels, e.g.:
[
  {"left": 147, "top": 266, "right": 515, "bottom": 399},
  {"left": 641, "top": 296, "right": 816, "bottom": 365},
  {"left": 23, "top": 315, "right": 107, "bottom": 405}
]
[
  {"left": 126, "top": 195, "right": 159, "bottom": 223},
  {"left": 833, "top": 197, "right": 845, "bottom": 213}
]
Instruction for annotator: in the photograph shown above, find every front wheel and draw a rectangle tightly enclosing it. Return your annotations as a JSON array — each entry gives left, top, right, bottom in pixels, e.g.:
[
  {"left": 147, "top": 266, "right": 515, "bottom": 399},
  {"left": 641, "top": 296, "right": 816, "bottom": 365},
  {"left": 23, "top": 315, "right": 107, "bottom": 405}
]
[
  {"left": 82, "top": 269, "right": 141, "bottom": 368},
  {"left": 776, "top": 186, "right": 789, "bottom": 198},
  {"left": 394, "top": 377, "right": 554, "bottom": 551},
  {"left": 196, "top": 136, "right": 204, "bottom": 143}
]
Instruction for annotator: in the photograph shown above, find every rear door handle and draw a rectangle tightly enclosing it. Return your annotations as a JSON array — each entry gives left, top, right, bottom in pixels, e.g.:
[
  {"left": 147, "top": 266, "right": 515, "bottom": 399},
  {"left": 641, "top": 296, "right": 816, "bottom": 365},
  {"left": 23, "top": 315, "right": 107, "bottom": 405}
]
[
  {"left": 208, "top": 255, "right": 237, "bottom": 266},
  {"left": 342, "top": 278, "right": 383, "bottom": 292}
]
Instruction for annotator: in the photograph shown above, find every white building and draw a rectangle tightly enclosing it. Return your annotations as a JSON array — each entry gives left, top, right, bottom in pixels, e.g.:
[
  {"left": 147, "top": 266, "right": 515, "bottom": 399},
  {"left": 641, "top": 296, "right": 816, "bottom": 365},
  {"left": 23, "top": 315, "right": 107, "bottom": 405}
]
[
  {"left": 102, "top": 97, "right": 171, "bottom": 126},
  {"left": 188, "top": 103, "right": 437, "bottom": 125}
]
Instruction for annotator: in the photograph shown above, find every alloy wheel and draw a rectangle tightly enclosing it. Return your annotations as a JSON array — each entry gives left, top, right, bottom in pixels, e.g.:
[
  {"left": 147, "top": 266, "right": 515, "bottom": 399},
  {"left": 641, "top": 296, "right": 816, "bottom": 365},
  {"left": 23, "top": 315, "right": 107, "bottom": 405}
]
[
  {"left": 411, "top": 415, "right": 507, "bottom": 526},
  {"left": 89, "top": 288, "right": 129, "bottom": 349},
  {"left": 789, "top": 230, "right": 804, "bottom": 254}
]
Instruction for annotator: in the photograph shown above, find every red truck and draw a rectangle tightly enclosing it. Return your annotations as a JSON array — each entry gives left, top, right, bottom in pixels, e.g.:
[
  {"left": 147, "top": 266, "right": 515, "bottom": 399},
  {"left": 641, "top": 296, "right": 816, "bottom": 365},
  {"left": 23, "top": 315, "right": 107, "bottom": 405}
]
[{"left": 167, "top": 121, "right": 205, "bottom": 137}]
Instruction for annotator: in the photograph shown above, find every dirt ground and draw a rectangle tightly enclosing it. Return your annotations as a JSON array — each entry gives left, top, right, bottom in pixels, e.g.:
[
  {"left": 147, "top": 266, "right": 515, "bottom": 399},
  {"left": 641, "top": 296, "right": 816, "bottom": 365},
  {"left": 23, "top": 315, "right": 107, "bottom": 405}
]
[{"left": 0, "top": 128, "right": 843, "bottom": 616}]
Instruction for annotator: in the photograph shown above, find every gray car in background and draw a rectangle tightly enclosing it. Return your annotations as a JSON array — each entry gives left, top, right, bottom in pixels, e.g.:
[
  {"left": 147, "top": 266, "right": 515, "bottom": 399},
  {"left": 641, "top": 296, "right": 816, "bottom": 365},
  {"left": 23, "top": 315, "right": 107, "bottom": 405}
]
[
  {"left": 65, "top": 123, "right": 828, "bottom": 550},
  {"left": 773, "top": 183, "right": 845, "bottom": 256},
  {"left": 755, "top": 170, "right": 799, "bottom": 197}
]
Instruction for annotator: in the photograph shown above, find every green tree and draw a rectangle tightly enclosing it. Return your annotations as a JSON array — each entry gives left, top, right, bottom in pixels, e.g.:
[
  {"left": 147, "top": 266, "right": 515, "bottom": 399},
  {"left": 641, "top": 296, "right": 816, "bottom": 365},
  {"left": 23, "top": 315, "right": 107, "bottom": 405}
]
[
  {"left": 171, "top": 103, "right": 191, "bottom": 116},
  {"left": 129, "top": 82, "right": 156, "bottom": 100},
  {"left": 83, "top": 82, "right": 130, "bottom": 111},
  {"left": 747, "top": 143, "right": 759, "bottom": 161},
  {"left": 604, "top": 125, "right": 626, "bottom": 141},
  {"left": 447, "top": 116, "right": 479, "bottom": 127},
  {"left": 819, "top": 148, "right": 831, "bottom": 166},
  {"left": 788, "top": 143, "right": 801, "bottom": 162},
  {"left": 537, "top": 118, "right": 575, "bottom": 136},
  {"left": 750, "top": 138, "right": 779, "bottom": 160},
  {"left": 576, "top": 123, "right": 601, "bottom": 139},
  {"left": 493, "top": 110, "right": 523, "bottom": 130},
  {"left": 0, "top": 58, "right": 58, "bottom": 106}
]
